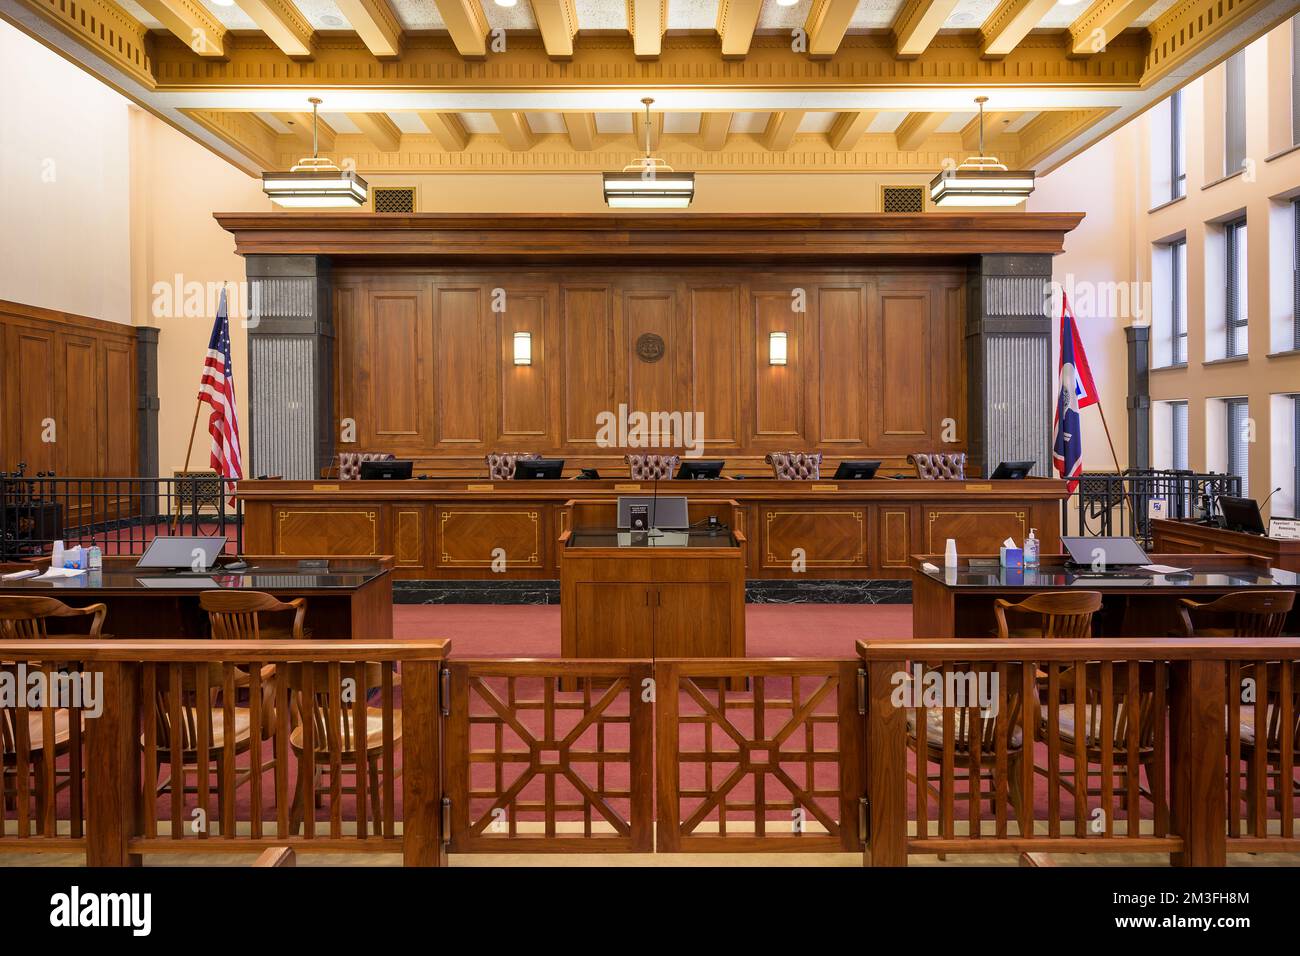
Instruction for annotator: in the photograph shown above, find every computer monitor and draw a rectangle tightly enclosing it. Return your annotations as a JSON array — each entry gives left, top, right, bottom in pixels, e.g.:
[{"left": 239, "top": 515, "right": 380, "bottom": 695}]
[
  {"left": 676, "top": 460, "right": 724, "bottom": 480},
  {"left": 136, "top": 536, "right": 227, "bottom": 571},
  {"left": 1218, "top": 496, "right": 1267, "bottom": 535},
  {"left": 833, "top": 460, "right": 881, "bottom": 480},
  {"left": 1061, "top": 536, "right": 1152, "bottom": 568},
  {"left": 359, "top": 459, "right": 413, "bottom": 480},
  {"left": 514, "top": 458, "right": 565, "bottom": 480},
  {"left": 617, "top": 495, "right": 689, "bottom": 530},
  {"left": 989, "top": 460, "right": 1035, "bottom": 480}
]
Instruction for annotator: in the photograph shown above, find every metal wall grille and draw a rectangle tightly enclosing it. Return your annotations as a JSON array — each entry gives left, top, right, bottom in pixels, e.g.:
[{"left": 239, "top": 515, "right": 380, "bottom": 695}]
[
  {"left": 373, "top": 187, "right": 416, "bottom": 213},
  {"left": 1226, "top": 397, "right": 1250, "bottom": 497},
  {"left": 249, "top": 337, "right": 316, "bottom": 480},
  {"left": 881, "top": 185, "right": 925, "bottom": 213},
  {"left": 251, "top": 277, "right": 314, "bottom": 320},
  {"left": 985, "top": 333, "right": 1051, "bottom": 476},
  {"left": 1225, "top": 51, "right": 1247, "bottom": 175},
  {"left": 1225, "top": 218, "right": 1248, "bottom": 357}
]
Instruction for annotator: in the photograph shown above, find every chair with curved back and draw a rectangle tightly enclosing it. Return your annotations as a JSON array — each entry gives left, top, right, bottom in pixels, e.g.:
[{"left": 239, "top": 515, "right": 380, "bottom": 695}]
[
  {"left": 625, "top": 454, "right": 680, "bottom": 480},
  {"left": 335, "top": 452, "right": 395, "bottom": 481},
  {"left": 765, "top": 452, "right": 822, "bottom": 480},
  {"left": 1176, "top": 590, "right": 1294, "bottom": 638},
  {"left": 485, "top": 452, "right": 542, "bottom": 481},
  {"left": 200, "top": 590, "right": 308, "bottom": 641},
  {"left": 994, "top": 591, "right": 1103, "bottom": 640},
  {"left": 909, "top": 452, "right": 967, "bottom": 480},
  {"left": 0, "top": 596, "right": 106, "bottom": 639}
]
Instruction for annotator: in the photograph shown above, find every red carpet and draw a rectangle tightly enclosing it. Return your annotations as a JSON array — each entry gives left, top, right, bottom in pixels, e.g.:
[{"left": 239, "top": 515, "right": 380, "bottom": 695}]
[{"left": 393, "top": 602, "right": 914, "bottom": 658}]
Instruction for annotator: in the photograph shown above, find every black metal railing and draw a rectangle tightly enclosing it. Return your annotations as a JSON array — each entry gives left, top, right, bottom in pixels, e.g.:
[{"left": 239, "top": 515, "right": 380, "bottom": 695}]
[
  {"left": 0, "top": 472, "right": 242, "bottom": 561},
  {"left": 1069, "top": 468, "right": 1242, "bottom": 546}
]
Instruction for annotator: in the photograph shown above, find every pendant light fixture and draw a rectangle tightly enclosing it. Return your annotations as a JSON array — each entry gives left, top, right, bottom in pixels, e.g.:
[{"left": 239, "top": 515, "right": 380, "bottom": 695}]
[
  {"left": 929, "top": 96, "right": 1035, "bottom": 207},
  {"left": 602, "top": 97, "right": 695, "bottom": 208},
  {"left": 262, "top": 98, "right": 369, "bottom": 208}
]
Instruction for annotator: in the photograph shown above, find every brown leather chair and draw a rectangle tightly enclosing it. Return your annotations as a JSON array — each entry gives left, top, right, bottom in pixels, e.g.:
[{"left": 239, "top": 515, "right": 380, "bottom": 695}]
[
  {"left": 1177, "top": 590, "right": 1294, "bottom": 638},
  {"left": 485, "top": 452, "right": 542, "bottom": 481},
  {"left": 625, "top": 454, "right": 680, "bottom": 480},
  {"left": 335, "top": 452, "right": 395, "bottom": 481},
  {"left": 765, "top": 452, "right": 822, "bottom": 480},
  {"left": 909, "top": 452, "right": 967, "bottom": 480}
]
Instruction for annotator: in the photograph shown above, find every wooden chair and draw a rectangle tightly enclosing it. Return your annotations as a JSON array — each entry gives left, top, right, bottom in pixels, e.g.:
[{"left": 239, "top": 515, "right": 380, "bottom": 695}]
[
  {"left": 1237, "top": 661, "right": 1300, "bottom": 819},
  {"left": 994, "top": 591, "right": 1103, "bottom": 640},
  {"left": 0, "top": 596, "right": 106, "bottom": 639},
  {"left": 199, "top": 590, "right": 307, "bottom": 641},
  {"left": 1177, "top": 590, "right": 1295, "bottom": 638},
  {"left": 1, "top": 672, "right": 78, "bottom": 821},
  {"left": 284, "top": 662, "right": 400, "bottom": 834}
]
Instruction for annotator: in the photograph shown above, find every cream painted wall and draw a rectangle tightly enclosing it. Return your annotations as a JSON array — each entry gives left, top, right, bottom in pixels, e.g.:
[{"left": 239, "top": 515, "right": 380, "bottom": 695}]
[{"left": 0, "top": 20, "right": 131, "bottom": 323}]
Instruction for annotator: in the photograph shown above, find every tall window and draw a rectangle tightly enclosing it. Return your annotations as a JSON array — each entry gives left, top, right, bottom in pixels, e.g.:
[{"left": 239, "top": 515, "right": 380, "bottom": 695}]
[
  {"left": 1293, "top": 394, "right": 1300, "bottom": 516},
  {"left": 1225, "top": 218, "right": 1248, "bottom": 357},
  {"left": 1170, "top": 238, "right": 1187, "bottom": 364},
  {"left": 1226, "top": 398, "right": 1250, "bottom": 495},
  {"left": 1170, "top": 90, "right": 1186, "bottom": 200},
  {"left": 1225, "top": 51, "right": 1247, "bottom": 175},
  {"left": 1170, "top": 401, "right": 1189, "bottom": 470},
  {"left": 1293, "top": 199, "right": 1300, "bottom": 351},
  {"left": 1293, "top": 16, "right": 1300, "bottom": 146}
]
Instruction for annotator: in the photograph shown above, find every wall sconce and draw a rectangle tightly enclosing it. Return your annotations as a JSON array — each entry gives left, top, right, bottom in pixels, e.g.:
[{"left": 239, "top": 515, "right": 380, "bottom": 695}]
[
  {"left": 510, "top": 331, "right": 534, "bottom": 366},
  {"left": 769, "top": 331, "right": 788, "bottom": 366}
]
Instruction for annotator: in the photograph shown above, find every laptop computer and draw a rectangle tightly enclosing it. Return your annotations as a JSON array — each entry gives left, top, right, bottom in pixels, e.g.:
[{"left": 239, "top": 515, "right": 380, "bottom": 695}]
[
  {"left": 135, "top": 536, "right": 227, "bottom": 572},
  {"left": 1061, "top": 536, "right": 1152, "bottom": 572}
]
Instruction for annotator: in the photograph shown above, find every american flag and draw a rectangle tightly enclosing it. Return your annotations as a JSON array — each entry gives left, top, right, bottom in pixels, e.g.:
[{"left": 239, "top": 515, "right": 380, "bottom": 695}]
[
  {"left": 198, "top": 287, "right": 243, "bottom": 496},
  {"left": 1051, "top": 294, "right": 1098, "bottom": 493}
]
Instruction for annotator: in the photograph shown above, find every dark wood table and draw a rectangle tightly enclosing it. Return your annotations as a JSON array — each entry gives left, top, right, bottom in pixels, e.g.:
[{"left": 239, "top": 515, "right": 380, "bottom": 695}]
[
  {"left": 910, "top": 552, "right": 1300, "bottom": 639},
  {"left": 1151, "top": 518, "right": 1300, "bottom": 572},
  {"left": 0, "top": 554, "right": 394, "bottom": 640}
]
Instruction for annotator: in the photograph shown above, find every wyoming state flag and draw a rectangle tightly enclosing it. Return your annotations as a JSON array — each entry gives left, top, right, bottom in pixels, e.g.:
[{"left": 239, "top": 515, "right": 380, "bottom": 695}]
[{"left": 1051, "top": 295, "right": 1097, "bottom": 492}]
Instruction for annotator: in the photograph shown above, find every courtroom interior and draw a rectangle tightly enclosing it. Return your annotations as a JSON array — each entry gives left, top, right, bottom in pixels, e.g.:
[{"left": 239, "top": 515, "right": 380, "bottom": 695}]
[{"left": 2, "top": 0, "right": 1300, "bottom": 882}]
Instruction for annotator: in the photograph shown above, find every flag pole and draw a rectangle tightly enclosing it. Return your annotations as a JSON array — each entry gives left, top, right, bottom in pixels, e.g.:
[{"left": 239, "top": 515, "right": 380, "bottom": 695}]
[{"left": 170, "top": 281, "right": 226, "bottom": 533}]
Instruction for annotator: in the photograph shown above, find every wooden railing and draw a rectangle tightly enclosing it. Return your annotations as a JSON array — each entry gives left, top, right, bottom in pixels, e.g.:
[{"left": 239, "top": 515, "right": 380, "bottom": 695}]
[
  {"left": 0, "top": 639, "right": 448, "bottom": 865},
  {"left": 859, "top": 638, "right": 1300, "bottom": 866}
]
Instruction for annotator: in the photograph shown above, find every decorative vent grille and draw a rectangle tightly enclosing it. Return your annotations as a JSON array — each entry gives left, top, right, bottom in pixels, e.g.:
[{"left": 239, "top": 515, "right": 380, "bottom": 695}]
[
  {"left": 880, "top": 185, "right": 926, "bottom": 213},
  {"left": 373, "top": 186, "right": 416, "bottom": 213}
]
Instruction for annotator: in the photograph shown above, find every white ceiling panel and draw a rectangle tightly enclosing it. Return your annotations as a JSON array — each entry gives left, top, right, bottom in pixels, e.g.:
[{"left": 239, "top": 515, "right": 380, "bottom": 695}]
[
  {"left": 389, "top": 0, "right": 445, "bottom": 30},
  {"left": 936, "top": 110, "right": 975, "bottom": 133},
  {"left": 525, "top": 110, "right": 566, "bottom": 133},
  {"left": 458, "top": 112, "right": 498, "bottom": 133},
  {"left": 942, "top": 0, "right": 998, "bottom": 28},
  {"left": 663, "top": 111, "right": 701, "bottom": 134},
  {"left": 595, "top": 112, "right": 633, "bottom": 133},
  {"left": 575, "top": 0, "right": 627, "bottom": 30},
  {"left": 290, "top": 0, "right": 351, "bottom": 30},
  {"left": 320, "top": 112, "right": 361, "bottom": 133},
  {"left": 730, "top": 111, "right": 770, "bottom": 133},
  {"left": 868, "top": 111, "right": 907, "bottom": 133},
  {"left": 1003, "top": 110, "right": 1039, "bottom": 132},
  {"left": 257, "top": 112, "right": 293, "bottom": 133},
  {"left": 797, "top": 111, "right": 837, "bottom": 133},
  {"left": 482, "top": 0, "right": 537, "bottom": 31},
  {"left": 667, "top": 0, "right": 713, "bottom": 30},
  {"left": 389, "top": 112, "right": 428, "bottom": 133}
]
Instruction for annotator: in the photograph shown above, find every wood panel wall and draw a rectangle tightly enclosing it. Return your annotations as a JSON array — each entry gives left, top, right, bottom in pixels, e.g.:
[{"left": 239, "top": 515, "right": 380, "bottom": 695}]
[
  {"left": 332, "top": 266, "right": 966, "bottom": 474},
  {"left": 0, "top": 300, "right": 138, "bottom": 475}
]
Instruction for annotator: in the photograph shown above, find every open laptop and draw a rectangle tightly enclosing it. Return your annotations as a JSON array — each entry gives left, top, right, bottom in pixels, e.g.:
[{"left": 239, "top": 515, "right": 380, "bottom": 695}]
[
  {"left": 1061, "top": 536, "right": 1152, "bottom": 573},
  {"left": 136, "top": 536, "right": 227, "bottom": 572}
]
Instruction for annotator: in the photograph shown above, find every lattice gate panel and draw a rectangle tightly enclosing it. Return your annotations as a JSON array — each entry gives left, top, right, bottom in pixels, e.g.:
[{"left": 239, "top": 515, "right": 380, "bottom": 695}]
[
  {"left": 444, "top": 660, "right": 653, "bottom": 852},
  {"left": 656, "top": 660, "right": 863, "bottom": 852}
]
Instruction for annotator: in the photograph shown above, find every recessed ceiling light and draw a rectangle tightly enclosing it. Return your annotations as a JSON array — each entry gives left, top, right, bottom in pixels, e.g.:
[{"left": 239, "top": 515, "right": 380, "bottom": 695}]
[
  {"left": 494, "top": 0, "right": 519, "bottom": 7},
  {"left": 776, "top": 0, "right": 798, "bottom": 6},
  {"left": 209, "top": 0, "right": 234, "bottom": 6}
]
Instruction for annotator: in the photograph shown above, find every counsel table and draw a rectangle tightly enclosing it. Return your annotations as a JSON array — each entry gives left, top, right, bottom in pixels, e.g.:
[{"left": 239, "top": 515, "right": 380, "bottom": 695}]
[
  {"left": 1150, "top": 517, "right": 1300, "bottom": 572},
  {"left": 910, "top": 553, "right": 1299, "bottom": 639},
  {"left": 0, "top": 555, "right": 394, "bottom": 640}
]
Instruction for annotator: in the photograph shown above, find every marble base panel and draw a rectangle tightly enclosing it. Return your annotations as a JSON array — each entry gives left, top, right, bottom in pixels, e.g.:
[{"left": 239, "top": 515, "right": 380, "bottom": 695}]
[{"left": 394, "top": 579, "right": 912, "bottom": 605}]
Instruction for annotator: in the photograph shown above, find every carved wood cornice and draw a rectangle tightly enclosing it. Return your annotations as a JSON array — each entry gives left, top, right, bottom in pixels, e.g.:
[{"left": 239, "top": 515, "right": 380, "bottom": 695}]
[
  {"left": 10, "top": 0, "right": 155, "bottom": 87},
  {"left": 213, "top": 211, "right": 1086, "bottom": 259}
]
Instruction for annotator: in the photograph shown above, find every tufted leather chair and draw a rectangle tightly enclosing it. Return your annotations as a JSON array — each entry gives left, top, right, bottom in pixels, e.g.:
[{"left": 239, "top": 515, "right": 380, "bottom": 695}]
[
  {"left": 625, "top": 454, "right": 681, "bottom": 480},
  {"left": 765, "top": 452, "right": 822, "bottom": 480},
  {"left": 337, "top": 452, "right": 395, "bottom": 481},
  {"left": 908, "top": 452, "right": 966, "bottom": 480},
  {"left": 485, "top": 452, "right": 542, "bottom": 481}
]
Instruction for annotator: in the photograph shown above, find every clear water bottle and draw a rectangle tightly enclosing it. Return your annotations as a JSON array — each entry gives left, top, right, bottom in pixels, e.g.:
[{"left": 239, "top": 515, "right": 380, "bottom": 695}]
[{"left": 1024, "top": 528, "right": 1040, "bottom": 567}]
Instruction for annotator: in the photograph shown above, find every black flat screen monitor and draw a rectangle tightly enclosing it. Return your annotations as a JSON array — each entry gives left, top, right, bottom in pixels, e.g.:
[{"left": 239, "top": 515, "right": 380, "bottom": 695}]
[
  {"left": 833, "top": 460, "right": 881, "bottom": 480},
  {"left": 1062, "top": 536, "right": 1152, "bottom": 569},
  {"left": 989, "top": 460, "right": 1036, "bottom": 480},
  {"left": 1218, "top": 496, "right": 1267, "bottom": 535},
  {"left": 359, "top": 459, "right": 412, "bottom": 480},
  {"left": 515, "top": 458, "right": 564, "bottom": 480},
  {"left": 676, "top": 460, "right": 724, "bottom": 480},
  {"left": 617, "top": 495, "right": 689, "bottom": 530}
]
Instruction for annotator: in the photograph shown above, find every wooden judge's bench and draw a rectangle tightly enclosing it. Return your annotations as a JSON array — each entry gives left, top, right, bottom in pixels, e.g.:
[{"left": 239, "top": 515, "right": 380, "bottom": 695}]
[{"left": 237, "top": 477, "right": 1068, "bottom": 582}]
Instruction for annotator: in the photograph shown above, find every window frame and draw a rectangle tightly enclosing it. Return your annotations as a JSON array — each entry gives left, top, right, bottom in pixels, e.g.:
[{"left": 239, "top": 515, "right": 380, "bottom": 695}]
[
  {"left": 1170, "top": 400, "right": 1189, "bottom": 471},
  {"left": 1170, "top": 90, "right": 1186, "bottom": 200},
  {"left": 1225, "top": 218, "right": 1248, "bottom": 358},
  {"left": 1225, "top": 397, "right": 1250, "bottom": 496}
]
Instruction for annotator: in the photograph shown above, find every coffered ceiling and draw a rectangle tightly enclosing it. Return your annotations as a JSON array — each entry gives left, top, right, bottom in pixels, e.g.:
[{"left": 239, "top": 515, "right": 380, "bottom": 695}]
[{"left": 3, "top": 0, "right": 1296, "bottom": 182}]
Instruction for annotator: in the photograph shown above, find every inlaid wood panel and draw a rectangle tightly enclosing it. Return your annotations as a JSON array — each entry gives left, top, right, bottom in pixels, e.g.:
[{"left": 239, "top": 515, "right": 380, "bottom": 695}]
[
  {"left": 877, "top": 507, "right": 913, "bottom": 568},
  {"left": 368, "top": 289, "right": 425, "bottom": 439},
  {"left": 925, "top": 506, "right": 1028, "bottom": 555},
  {"left": 434, "top": 506, "right": 542, "bottom": 569},
  {"left": 561, "top": 285, "right": 615, "bottom": 445},
  {"left": 623, "top": 288, "right": 676, "bottom": 422},
  {"left": 101, "top": 341, "right": 135, "bottom": 475},
  {"left": 434, "top": 286, "right": 484, "bottom": 445},
  {"left": 497, "top": 290, "right": 550, "bottom": 438},
  {"left": 12, "top": 328, "right": 57, "bottom": 473},
  {"left": 761, "top": 507, "right": 868, "bottom": 569},
  {"left": 874, "top": 286, "right": 931, "bottom": 443},
  {"left": 685, "top": 285, "right": 742, "bottom": 447},
  {"left": 275, "top": 507, "right": 379, "bottom": 555},
  {"left": 61, "top": 335, "right": 98, "bottom": 477},
  {"left": 752, "top": 290, "right": 802, "bottom": 438},
  {"left": 817, "top": 285, "right": 866, "bottom": 445},
  {"left": 393, "top": 507, "right": 426, "bottom": 569}
]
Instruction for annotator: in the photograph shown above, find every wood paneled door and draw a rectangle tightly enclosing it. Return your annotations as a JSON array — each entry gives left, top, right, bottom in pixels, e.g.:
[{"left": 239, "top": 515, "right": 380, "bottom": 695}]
[{"left": 332, "top": 266, "right": 966, "bottom": 474}]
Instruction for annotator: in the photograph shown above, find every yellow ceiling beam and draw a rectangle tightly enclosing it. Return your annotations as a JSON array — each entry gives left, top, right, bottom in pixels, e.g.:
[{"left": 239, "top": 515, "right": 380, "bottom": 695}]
[
  {"left": 530, "top": 0, "right": 579, "bottom": 59},
  {"left": 627, "top": 0, "right": 668, "bottom": 60},
  {"left": 804, "top": 0, "right": 859, "bottom": 59},
  {"left": 891, "top": 0, "right": 961, "bottom": 58},
  {"left": 715, "top": 0, "right": 762, "bottom": 59},
  {"left": 1014, "top": 107, "right": 1115, "bottom": 169},
  {"left": 895, "top": 111, "right": 948, "bottom": 151},
  {"left": 333, "top": 0, "right": 403, "bottom": 58},
  {"left": 434, "top": 0, "right": 490, "bottom": 58},
  {"left": 275, "top": 112, "right": 337, "bottom": 151},
  {"left": 762, "top": 110, "right": 805, "bottom": 151},
  {"left": 232, "top": 0, "right": 314, "bottom": 58},
  {"left": 960, "top": 111, "right": 1015, "bottom": 151},
  {"left": 1068, "top": 0, "right": 1155, "bottom": 56},
  {"left": 348, "top": 112, "right": 403, "bottom": 151},
  {"left": 419, "top": 112, "right": 470, "bottom": 151},
  {"left": 980, "top": 0, "right": 1058, "bottom": 58},
  {"left": 827, "top": 111, "right": 877, "bottom": 150},
  {"left": 182, "top": 109, "right": 279, "bottom": 174},
  {"left": 698, "top": 112, "right": 733, "bottom": 150},
  {"left": 562, "top": 112, "right": 597, "bottom": 150},
  {"left": 492, "top": 111, "right": 536, "bottom": 150},
  {"left": 133, "top": 0, "right": 225, "bottom": 57}
]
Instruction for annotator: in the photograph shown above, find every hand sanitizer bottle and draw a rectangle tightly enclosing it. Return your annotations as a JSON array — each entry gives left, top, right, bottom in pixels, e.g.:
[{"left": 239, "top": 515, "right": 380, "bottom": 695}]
[{"left": 1024, "top": 528, "right": 1040, "bottom": 567}]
